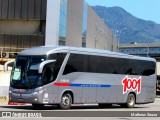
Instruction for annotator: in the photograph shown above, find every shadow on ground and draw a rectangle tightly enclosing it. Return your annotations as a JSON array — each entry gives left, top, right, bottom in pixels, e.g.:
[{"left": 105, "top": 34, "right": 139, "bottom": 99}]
[{"left": 0, "top": 104, "right": 148, "bottom": 111}]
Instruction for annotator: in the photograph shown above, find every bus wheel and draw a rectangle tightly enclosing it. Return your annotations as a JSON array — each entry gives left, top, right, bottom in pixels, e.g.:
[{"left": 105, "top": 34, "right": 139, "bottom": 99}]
[
  {"left": 32, "top": 104, "right": 44, "bottom": 109},
  {"left": 122, "top": 93, "right": 135, "bottom": 108},
  {"left": 59, "top": 93, "right": 72, "bottom": 109}
]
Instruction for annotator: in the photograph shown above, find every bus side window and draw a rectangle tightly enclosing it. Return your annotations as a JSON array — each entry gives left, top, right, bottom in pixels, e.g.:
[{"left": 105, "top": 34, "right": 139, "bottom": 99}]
[
  {"left": 42, "top": 64, "right": 54, "bottom": 84},
  {"left": 63, "top": 54, "right": 87, "bottom": 75}
]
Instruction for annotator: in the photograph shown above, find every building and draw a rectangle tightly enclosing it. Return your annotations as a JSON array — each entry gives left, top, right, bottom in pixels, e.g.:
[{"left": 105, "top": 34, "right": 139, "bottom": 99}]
[
  {"left": 0, "top": 0, "right": 117, "bottom": 59},
  {"left": 119, "top": 43, "right": 160, "bottom": 60}
]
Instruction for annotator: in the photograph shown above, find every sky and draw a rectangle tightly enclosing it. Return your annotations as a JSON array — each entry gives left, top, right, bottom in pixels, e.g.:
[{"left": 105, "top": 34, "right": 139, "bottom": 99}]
[{"left": 86, "top": 0, "right": 160, "bottom": 24}]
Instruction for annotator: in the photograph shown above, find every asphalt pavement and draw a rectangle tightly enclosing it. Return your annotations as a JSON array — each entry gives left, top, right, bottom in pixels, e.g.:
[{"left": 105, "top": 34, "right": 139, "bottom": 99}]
[{"left": 0, "top": 98, "right": 160, "bottom": 119}]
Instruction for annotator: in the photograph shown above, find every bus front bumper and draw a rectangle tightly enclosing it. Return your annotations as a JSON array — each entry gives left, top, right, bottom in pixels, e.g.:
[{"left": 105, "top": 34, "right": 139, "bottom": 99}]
[{"left": 9, "top": 92, "right": 44, "bottom": 104}]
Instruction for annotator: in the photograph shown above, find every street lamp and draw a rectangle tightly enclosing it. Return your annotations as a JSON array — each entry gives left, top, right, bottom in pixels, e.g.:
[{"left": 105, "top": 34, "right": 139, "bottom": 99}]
[
  {"left": 115, "top": 28, "right": 127, "bottom": 52},
  {"left": 141, "top": 34, "right": 150, "bottom": 57},
  {"left": 95, "top": 37, "right": 98, "bottom": 48}
]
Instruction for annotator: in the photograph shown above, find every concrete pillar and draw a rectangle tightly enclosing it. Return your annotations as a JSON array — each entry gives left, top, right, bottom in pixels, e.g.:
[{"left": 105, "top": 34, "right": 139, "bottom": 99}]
[{"left": 45, "top": 0, "right": 61, "bottom": 46}]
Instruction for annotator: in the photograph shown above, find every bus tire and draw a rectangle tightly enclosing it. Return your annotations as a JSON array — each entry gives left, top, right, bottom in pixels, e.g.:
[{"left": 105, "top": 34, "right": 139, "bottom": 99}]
[
  {"left": 59, "top": 93, "right": 72, "bottom": 109},
  {"left": 122, "top": 93, "right": 135, "bottom": 108},
  {"left": 32, "top": 104, "right": 44, "bottom": 109}
]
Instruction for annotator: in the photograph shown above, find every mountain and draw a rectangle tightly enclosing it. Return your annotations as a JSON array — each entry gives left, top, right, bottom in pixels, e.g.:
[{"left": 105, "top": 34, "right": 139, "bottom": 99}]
[{"left": 93, "top": 6, "right": 160, "bottom": 44}]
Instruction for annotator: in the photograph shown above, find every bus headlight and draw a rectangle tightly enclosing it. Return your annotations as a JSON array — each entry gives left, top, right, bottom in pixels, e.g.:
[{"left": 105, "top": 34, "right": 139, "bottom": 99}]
[
  {"left": 32, "top": 92, "right": 38, "bottom": 95},
  {"left": 32, "top": 90, "right": 43, "bottom": 95},
  {"left": 39, "top": 90, "right": 43, "bottom": 94}
]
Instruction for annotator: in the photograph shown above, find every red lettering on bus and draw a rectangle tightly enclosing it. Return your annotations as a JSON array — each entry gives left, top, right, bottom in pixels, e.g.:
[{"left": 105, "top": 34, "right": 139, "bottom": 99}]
[{"left": 122, "top": 76, "right": 141, "bottom": 94}]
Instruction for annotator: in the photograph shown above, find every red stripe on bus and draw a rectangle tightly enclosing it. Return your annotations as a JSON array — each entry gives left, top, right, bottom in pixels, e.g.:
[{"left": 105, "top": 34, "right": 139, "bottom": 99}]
[{"left": 54, "top": 83, "right": 70, "bottom": 87}]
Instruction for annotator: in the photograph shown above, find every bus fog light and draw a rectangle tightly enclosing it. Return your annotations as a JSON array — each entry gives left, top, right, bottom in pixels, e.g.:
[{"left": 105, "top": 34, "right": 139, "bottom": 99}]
[
  {"left": 43, "top": 99, "right": 49, "bottom": 103},
  {"left": 9, "top": 91, "right": 12, "bottom": 93},
  {"left": 34, "top": 98, "right": 38, "bottom": 101},
  {"left": 44, "top": 93, "right": 48, "bottom": 99}
]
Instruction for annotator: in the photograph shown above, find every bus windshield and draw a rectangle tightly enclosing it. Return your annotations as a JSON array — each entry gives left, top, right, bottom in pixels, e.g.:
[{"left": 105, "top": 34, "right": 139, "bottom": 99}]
[{"left": 10, "top": 56, "right": 46, "bottom": 89}]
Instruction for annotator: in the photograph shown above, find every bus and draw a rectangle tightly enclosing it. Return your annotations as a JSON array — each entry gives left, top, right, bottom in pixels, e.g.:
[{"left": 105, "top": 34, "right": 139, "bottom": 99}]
[
  {"left": 7, "top": 46, "right": 156, "bottom": 109},
  {"left": 156, "top": 62, "right": 160, "bottom": 91}
]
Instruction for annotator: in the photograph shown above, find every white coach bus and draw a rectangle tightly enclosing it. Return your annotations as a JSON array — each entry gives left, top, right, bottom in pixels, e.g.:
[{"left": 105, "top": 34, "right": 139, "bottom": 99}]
[{"left": 7, "top": 46, "right": 156, "bottom": 109}]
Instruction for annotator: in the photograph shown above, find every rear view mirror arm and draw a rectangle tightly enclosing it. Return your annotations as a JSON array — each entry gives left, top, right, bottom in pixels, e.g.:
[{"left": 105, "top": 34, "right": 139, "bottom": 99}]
[
  {"left": 38, "top": 60, "right": 56, "bottom": 73},
  {"left": 4, "top": 60, "right": 14, "bottom": 72}
]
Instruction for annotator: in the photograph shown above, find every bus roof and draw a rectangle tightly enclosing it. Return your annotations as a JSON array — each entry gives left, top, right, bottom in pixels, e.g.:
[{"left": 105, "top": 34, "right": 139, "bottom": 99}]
[{"left": 18, "top": 46, "right": 156, "bottom": 62}]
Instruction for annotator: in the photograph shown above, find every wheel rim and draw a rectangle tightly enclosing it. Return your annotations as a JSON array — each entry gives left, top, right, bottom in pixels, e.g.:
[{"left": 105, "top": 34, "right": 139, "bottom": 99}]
[
  {"left": 128, "top": 96, "right": 134, "bottom": 106},
  {"left": 62, "top": 95, "right": 70, "bottom": 106}
]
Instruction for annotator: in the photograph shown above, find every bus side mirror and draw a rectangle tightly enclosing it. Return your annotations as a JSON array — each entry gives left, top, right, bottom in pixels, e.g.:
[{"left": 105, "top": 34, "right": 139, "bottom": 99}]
[
  {"left": 4, "top": 60, "right": 14, "bottom": 72},
  {"left": 38, "top": 60, "right": 56, "bottom": 73}
]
